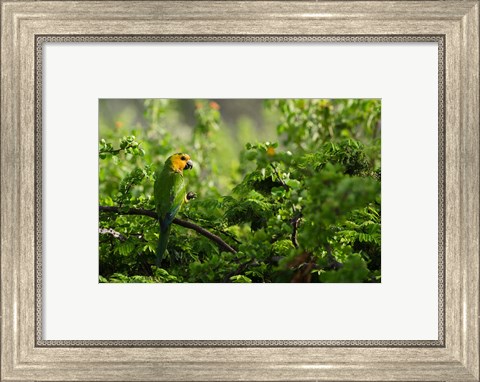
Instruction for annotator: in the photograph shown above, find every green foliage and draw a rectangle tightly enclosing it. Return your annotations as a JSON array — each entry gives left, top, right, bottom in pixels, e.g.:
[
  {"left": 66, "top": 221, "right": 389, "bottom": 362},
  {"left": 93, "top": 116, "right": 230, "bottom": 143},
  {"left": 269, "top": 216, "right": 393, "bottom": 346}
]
[{"left": 99, "top": 99, "right": 381, "bottom": 283}]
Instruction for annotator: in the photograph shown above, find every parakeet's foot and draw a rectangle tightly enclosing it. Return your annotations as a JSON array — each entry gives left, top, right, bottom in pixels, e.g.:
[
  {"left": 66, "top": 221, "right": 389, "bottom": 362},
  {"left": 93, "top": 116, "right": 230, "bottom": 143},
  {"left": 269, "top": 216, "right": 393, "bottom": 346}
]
[{"left": 186, "top": 191, "right": 197, "bottom": 201}]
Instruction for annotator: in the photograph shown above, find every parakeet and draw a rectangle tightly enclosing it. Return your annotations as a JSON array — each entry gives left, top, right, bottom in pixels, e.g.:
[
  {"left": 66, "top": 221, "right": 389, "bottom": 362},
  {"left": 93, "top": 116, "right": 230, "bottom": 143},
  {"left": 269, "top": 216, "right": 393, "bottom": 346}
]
[{"left": 154, "top": 153, "right": 194, "bottom": 266}]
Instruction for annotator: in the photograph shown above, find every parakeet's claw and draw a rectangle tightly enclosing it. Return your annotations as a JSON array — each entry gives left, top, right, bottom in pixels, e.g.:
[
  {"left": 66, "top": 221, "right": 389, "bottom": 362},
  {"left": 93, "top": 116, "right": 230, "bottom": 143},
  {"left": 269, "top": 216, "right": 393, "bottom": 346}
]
[{"left": 186, "top": 191, "right": 197, "bottom": 201}]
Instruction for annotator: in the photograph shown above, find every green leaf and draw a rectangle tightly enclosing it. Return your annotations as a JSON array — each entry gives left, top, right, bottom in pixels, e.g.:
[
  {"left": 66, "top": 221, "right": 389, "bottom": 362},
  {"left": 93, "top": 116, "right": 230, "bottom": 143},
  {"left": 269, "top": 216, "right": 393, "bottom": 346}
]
[{"left": 230, "top": 275, "right": 252, "bottom": 283}]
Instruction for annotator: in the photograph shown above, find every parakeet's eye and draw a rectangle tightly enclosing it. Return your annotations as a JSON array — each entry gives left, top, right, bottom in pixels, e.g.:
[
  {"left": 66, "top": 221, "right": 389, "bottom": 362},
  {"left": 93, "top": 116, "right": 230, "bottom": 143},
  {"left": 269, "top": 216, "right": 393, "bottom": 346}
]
[{"left": 181, "top": 156, "right": 186, "bottom": 161}]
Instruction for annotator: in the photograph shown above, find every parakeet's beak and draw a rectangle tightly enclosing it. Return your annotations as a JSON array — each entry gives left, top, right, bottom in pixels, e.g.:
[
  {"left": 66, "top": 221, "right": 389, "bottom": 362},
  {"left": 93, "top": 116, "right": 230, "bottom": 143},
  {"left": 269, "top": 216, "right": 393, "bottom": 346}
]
[{"left": 185, "top": 159, "right": 193, "bottom": 170}]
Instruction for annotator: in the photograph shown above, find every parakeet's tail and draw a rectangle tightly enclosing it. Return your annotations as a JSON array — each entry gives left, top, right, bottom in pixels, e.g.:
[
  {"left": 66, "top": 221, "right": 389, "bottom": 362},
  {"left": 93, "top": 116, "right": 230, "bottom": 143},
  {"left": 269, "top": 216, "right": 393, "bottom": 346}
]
[{"left": 156, "top": 225, "right": 171, "bottom": 267}]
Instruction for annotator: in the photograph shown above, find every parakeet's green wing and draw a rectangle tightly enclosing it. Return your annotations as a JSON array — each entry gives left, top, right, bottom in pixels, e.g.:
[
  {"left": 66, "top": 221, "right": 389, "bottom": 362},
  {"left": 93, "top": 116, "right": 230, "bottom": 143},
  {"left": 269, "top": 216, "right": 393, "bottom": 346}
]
[
  {"left": 154, "top": 167, "right": 187, "bottom": 265},
  {"left": 155, "top": 169, "right": 186, "bottom": 229}
]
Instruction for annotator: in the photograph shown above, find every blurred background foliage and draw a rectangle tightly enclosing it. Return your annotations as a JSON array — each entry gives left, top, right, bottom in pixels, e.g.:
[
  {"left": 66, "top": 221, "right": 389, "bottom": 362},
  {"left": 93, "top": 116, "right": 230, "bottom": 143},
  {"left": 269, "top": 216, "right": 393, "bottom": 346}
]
[{"left": 99, "top": 99, "right": 381, "bottom": 283}]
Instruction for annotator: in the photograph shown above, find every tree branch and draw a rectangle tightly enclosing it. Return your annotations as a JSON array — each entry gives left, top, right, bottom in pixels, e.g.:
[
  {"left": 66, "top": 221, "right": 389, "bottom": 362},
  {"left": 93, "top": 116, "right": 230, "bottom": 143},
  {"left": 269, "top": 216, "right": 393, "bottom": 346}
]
[
  {"left": 290, "top": 215, "right": 301, "bottom": 248},
  {"left": 99, "top": 227, "right": 126, "bottom": 241},
  {"left": 99, "top": 206, "right": 237, "bottom": 254}
]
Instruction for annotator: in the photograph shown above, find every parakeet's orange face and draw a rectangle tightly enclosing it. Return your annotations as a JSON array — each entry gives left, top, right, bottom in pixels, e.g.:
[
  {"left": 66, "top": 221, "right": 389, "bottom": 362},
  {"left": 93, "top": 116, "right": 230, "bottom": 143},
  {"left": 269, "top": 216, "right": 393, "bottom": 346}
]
[{"left": 168, "top": 153, "right": 193, "bottom": 173}]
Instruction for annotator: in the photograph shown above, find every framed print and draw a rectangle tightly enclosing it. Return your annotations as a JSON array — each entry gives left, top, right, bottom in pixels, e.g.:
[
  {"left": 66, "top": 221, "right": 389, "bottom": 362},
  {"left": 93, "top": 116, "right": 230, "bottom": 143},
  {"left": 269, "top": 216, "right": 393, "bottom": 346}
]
[{"left": 1, "top": 1, "right": 479, "bottom": 381}]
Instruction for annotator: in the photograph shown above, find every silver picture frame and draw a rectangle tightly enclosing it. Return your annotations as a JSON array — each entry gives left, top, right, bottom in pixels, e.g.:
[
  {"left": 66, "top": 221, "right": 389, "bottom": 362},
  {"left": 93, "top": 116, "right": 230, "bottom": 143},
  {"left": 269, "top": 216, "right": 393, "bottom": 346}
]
[{"left": 1, "top": 1, "right": 478, "bottom": 381}]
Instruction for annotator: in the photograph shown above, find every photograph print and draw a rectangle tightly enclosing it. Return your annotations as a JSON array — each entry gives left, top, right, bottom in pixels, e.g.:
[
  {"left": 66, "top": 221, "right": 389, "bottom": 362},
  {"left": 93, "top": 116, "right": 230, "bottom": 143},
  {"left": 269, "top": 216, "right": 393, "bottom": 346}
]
[{"left": 99, "top": 99, "right": 381, "bottom": 283}]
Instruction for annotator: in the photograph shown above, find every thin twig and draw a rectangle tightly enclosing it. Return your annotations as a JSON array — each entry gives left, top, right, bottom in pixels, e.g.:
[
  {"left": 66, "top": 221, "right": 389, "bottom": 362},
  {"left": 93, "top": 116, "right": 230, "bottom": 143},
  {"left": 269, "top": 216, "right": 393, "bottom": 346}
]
[
  {"left": 270, "top": 163, "right": 289, "bottom": 190},
  {"left": 223, "top": 258, "right": 258, "bottom": 283},
  {"left": 99, "top": 205, "right": 237, "bottom": 254},
  {"left": 270, "top": 163, "right": 303, "bottom": 248}
]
